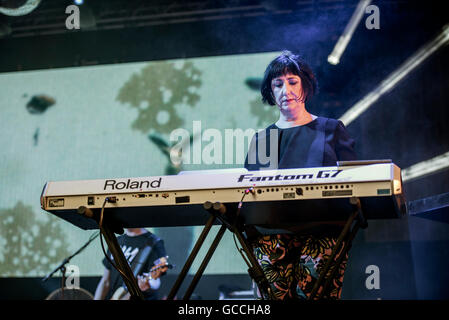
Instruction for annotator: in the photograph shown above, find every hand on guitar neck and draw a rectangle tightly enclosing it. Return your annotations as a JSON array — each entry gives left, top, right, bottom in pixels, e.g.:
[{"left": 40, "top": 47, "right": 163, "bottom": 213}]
[
  {"left": 111, "top": 256, "right": 172, "bottom": 300},
  {"left": 137, "top": 256, "right": 170, "bottom": 292}
]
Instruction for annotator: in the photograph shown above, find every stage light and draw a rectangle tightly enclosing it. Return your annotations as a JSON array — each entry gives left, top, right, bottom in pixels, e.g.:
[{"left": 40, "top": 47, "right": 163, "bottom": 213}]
[
  {"left": 327, "top": 0, "right": 372, "bottom": 65},
  {"left": 402, "top": 151, "right": 449, "bottom": 182},
  {"left": 0, "top": 0, "right": 41, "bottom": 16},
  {"left": 339, "top": 24, "right": 449, "bottom": 126},
  {"left": 74, "top": 0, "right": 83, "bottom": 5}
]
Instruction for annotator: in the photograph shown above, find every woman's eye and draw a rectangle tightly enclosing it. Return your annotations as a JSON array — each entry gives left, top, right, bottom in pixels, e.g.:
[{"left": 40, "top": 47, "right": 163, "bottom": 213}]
[{"left": 272, "top": 79, "right": 298, "bottom": 87}]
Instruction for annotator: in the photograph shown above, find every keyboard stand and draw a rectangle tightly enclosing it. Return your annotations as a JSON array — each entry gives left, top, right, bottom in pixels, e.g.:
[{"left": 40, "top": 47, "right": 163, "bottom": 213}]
[
  {"left": 166, "top": 201, "right": 273, "bottom": 300},
  {"left": 167, "top": 197, "right": 368, "bottom": 300},
  {"left": 100, "top": 226, "right": 145, "bottom": 300},
  {"left": 81, "top": 194, "right": 367, "bottom": 301},
  {"left": 308, "top": 197, "right": 368, "bottom": 300},
  {"left": 77, "top": 206, "right": 144, "bottom": 300}
]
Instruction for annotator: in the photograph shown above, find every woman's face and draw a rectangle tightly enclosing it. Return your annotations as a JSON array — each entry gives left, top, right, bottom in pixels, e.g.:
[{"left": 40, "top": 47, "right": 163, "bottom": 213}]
[{"left": 271, "top": 73, "right": 305, "bottom": 115}]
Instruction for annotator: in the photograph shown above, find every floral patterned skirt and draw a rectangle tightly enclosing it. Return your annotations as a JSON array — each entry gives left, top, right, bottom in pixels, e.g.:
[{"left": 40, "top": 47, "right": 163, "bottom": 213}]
[{"left": 252, "top": 233, "right": 348, "bottom": 300}]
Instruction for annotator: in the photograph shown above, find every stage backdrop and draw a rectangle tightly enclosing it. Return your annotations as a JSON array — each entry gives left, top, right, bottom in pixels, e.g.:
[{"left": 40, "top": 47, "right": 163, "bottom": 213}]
[{"left": 0, "top": 51, "right": 284, "bottom": 279}]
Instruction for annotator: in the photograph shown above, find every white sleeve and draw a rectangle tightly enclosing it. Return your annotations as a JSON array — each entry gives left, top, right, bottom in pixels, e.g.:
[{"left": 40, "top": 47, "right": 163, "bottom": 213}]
[{"left": 148, "top": 277, "right": 161, "bottom": 290}]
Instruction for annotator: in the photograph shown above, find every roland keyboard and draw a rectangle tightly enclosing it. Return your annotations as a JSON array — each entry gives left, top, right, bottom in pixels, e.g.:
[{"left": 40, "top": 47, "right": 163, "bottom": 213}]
[{"left": 40, "top": 161, "right": 407, "bottom": 230}]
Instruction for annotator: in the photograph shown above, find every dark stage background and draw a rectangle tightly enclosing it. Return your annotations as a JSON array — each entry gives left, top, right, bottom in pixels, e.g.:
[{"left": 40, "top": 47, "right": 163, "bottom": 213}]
[{"left": 0, "top": 0, "right": 448, "bottom": 300}]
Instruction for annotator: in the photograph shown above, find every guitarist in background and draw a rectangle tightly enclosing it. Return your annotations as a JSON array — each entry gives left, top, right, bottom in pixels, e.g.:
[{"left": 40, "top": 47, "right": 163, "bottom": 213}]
[{"left": 94, "top": 228, "right": 168, "bottom": 300}]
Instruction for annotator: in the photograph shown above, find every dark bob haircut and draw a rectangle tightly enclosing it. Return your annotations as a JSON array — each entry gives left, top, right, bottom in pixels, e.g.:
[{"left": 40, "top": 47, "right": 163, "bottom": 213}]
[{"left": 261, "top": 51, "right": 318, "bottom": 105}]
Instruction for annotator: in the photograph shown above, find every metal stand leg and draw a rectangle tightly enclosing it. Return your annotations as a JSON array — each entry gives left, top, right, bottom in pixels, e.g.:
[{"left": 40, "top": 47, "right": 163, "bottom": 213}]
[
  {"left": 317, "top": 198, "right": 367, "bottom": 299},
  {"left": 167, "top": 201, "right": 274, "bottom": 300},
  {"left": 210, "top": 202, "right": 273, "bottom": 300},
  {"left": 77, "top": 205, "right": 143, "bottom": 300},
  {"left": 318, "top": 222, "right": 359, "bottom": 299},
  {"left": 231, "top": 227, "right": 273, "bottom": 300},
  {"left": 183, "top": 224, "right": 227, "bottom": 300},
  {"left": 308, "top": 197, "right": 367, "bottom": 300},
  {"left": 167, "top": 213, "right": 217, "bottom": 300},
  {"left": 100, "top": 225, "right": 144, "bottom": 300}
]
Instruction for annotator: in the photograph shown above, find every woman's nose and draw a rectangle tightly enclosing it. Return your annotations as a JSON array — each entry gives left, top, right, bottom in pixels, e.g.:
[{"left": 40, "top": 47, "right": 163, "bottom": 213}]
[{"left": 282, "top": 81, "right": 292, "bottom": 94}]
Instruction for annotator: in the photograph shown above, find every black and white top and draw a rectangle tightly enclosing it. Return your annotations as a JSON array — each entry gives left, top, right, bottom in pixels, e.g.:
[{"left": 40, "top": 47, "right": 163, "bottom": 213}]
[
  {"left": 102, "top": 232, "right": 166, "bottom": 300},
  {"left": 245, "top": 116, "right": 357, "bottom": 170}
]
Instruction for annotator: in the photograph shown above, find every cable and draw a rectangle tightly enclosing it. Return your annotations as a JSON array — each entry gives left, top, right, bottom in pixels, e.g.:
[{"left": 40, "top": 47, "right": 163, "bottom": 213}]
[
  {"left": 231, "top": 186, "right": 272, "bottom": 300},
  {"left": 232, "top": 187, "right": 254, "bottom": 267},
  {"left": 98, "top": 197, "right": 135, "bottom": 286},
  {"left": 89, "top": 231, "right": 100, "bottom": 241}
]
